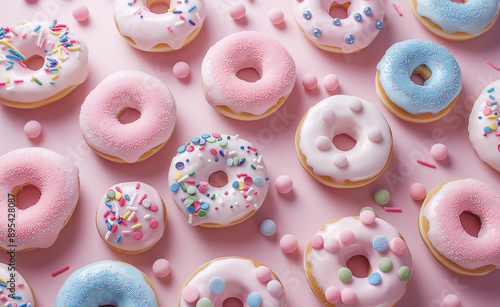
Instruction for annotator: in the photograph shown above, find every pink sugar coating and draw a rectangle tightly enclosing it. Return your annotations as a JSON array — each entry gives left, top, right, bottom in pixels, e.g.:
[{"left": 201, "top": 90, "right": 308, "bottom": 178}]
[
  {"left": 181, "top": 285, "right": 199, "bottom": 303},
  {"left": 340, "top": 230, "right": 355, "bottom": 245},
  {"left": 410, "top": 183, "right": 426, "bottom": 200},
  {"left": 325, "top": 286, "right": 341, "bottom": 303},
  {"left": 152, "top": 258, "right": 171, "bottom": 278},
  {"left": 173, "top": 61, "right": 190, "bottom": 79},
  {"left": 359, "top": 210, "right": 376, "bottom": 225},
  {"left": 275, "top": 175, "right": 293, "bottom": 194},
  {"left": 389, "top": 238, "right": 407, "bottom": 256},
  {"left": 431, "top": 143, "right": 448, "bottom": 161},
  {"left": 229, "top": 2, "right": 246, "bottom": 20},
  {"left": 302, "top": 73, "right": 318, "bottom": 90},
  {"left": 311, "top": 234, "right": 324, "bottom": 249},
  {"left": 280, "top": 234, "right": 298, "bottom": 253},
  {"left": 323, "top": 74, "right": 339, "bottom": 91},
  {"left": 24, "top": 120, "right": 42, "bottom": 139},
  {"left": 268, "top": 8, "right": 284, "bottom": 25},
  {"left": 72, "top": 4, "right": 89, "bottom": 22},
  {"left": 255, "top": 266, "right": 272, "bottom": 283},
  {"left": 341, "top": 288, "right": 356, "bottom": 305},
  {"left": 442, "top": 294, "right": 461, "bottom": 307}
]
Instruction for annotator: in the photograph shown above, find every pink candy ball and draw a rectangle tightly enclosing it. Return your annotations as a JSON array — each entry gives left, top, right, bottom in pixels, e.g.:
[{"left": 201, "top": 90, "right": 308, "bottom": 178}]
[
  {"left": 275, "top": 175, "right": 293, "bottom": 194},
  {"left": 359, "top": 210, "right": 376, "bottom": 225},
  {"left": 173, "top": 62, "right": 190, "bottom": 79},
  {"left": 302, "top": 74, "right": 318, "bottom": 90},
  {"left": 72, "top": 4, "right": 89, "bottom": 22},
  {"left": 410, "top": 183, "right": 426, "bottom": 201},
  {"left": 268, "top": 8, "right": 284, "bottom": 25},
  {"left": 431, "top": 143, "right": 448, "bottom": 161},
  {"left": 229, "top": 3, "right": 246, "bottom": 20},
  {"left": 152, "top": 258, "right": 170, "bottom": 278},
  {"left": 280, "top": 234, "right": 298, "bottom": 253},
  {"left": 442, "top": 294, "right": 461, "bottom": 307},
  {"left": 323, "top": 74, "right": 339, "bottom": 91},
  {"left": 24, "top": 120, "right": 42, "bottom": 139}
]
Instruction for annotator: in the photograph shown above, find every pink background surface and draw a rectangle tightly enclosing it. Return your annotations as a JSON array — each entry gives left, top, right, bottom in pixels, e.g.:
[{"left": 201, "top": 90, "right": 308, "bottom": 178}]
[{"left": 1, "top": 0, "right": 500, "bottom": 306}]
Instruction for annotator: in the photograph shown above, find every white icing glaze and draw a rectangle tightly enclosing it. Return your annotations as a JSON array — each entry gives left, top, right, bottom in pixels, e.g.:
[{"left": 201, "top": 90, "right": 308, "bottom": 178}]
[
  {"left": 180, "top": 258, "right": 286, "bottom": 306},
  {"left": 468, "top": 80, "right": 500, "bottom": 172},
  {"left": 0, "top": 21, "right": 89, "bottom": 106},
  {"left": 294, "top": 0, "right": 385, "bottom": 53},
  {"left": 298, "top": 95, "right": 392, "bottom": 185},
  {"left": 96, "top": 182, "right": 165, "bottom": 253},
  {"left": 305, "top": 217, "right": 412, "bottom": 307},
  {"left": 168, "top": 133, "right": 269, "bottom": 227},
  {"left": 0, "top": 263, "right": 35, "bottom": 306},
  {"left": 114, "top": 0, "right": 207, "bottom": 51}
]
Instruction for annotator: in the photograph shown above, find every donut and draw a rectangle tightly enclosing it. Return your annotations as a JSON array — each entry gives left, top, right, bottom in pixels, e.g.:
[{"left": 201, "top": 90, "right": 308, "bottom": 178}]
[
  {"left": 0, "top": 21, "right": 89, "bottom": 109},
  {"left": 376, "top": 39, "right": 462, "bottom": 123},
  {"left": 201, "top": 31, "right": 296, "bottom": 121},
  {"left": 96, "top": 182, "right": 166, "bottom": 254},
  {"left": 0, "top": 147, "right": 79, "bottom": 252},
  {"left": 55, "top": 260, "right": 159, "bottom": 306},
  {"left": 293, "top": 0, "right": 385, "bottom": 54},
  {"left": 419, "top": 178, "right": 500, "bottom": 276},
  {"left": 114, "top": 0, "right": 207, "bottom": 52},
  {"left": 168, "top": 133, "right": 269, "bottom": 227},
  {"left": 409, "top": 0, "right": 500, "bottom": 40},
  {"left": 468, "top": 79, "right": 500, "bottom": 172},
  {"left": 295, "top": 95, "right": 392, "bottom": 188},
  {"left": 179, "top": 257, "right": 286, "bottom": 306},
  {"left": 79, "top": 71, "right": 176, "bottom": 163},
  {"left": 304, "top": 208, "right": 412, "bottom": 306},
  {"left": 0, "top": 263, "right": 36, "bottom": 306}
]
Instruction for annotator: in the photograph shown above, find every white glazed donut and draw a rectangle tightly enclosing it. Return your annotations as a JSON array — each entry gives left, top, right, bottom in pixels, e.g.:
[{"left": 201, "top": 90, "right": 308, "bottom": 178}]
[
  {"left": 0, "top": 263, "right": 36, "bottom": 306},
  {"left": 295, "top": 95, "right": 392, "bottom": 188},
  {"left": 304, "top": 208, "right": 412, "bottom": 306},
  {"left": 468, "top": 79, "right": 500, "bottom": 172},
  {"left": 114, "top": 0, "right": 207, "bottom": 52},
  {"left": 179, "top": 257, "right": 286, "bottom": 307},
  {"left": 294, "top": 0, "right": 385, "bottom": 53},
  {"left": 0, "top": 21, "right": 89, "bottom": 108},
  {"left": 168, "top": 133, "right": 269, "bottom": 227}
]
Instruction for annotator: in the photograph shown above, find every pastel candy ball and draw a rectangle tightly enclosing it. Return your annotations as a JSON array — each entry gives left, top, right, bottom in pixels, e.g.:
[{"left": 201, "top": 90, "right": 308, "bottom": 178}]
[
  {"left": 325, "top": 286, "right": 341, "bottom": 303},
  {"left": 72, "top": 4, "right": 89, "bottom": 22},
  {"left": 431, "top": 143, "right": 448, "bottom": 161},
  {"left": 209, "top": 277, "right": 225, "bottom": 294},
  {"left": 173, "top": 61, "right": 190, "bottom": 79},
  {"left": 338, "top": 267, "right": 352, "bottom": 283},
  {"left": 229, "top": 2, "right": 246, "bottom": 20},
  {"left": 340, "top": 230, "right": 355, "bottom": 245},
  {"left": 268, "top": 8, "right": 284, "bottom": 25},
  {"left": 443, "top": 294, "right": 461, "bottom": 307},
  {"left": 398, "top": 266, "right": 411, "bottom": 282},
  {"left": 410, "top": 183, "right": 426, "bottom": 201},
  {"left": 181, "top": 285, "right": 200, "bottom": 303},
  {"left": 359, "top": 210, "right": 376, "bottom": 225},
  {"left": 255, "top": 266, "right": 272, "bottom": 283},
  {"left": 373, "top": 235, "right": 388, "bottom": 252},
  {"left": 260, "top": 219, "right": 276, "bottom": 236},
  {"left": 389, "top": 237, "right": 407, "bottom": 255},
  {"left": 302, "top": 73, "right": 318, "bottom": 90},
  {"left": 280, "top": 234, "right": 298, "bottom": 253},
  {"left": 275, "top": 175, "right": 293, "bottom": 194},
  {"left": 323, "top": 74, "right": 339, "bottom": 91},
  {"left": 247, "top": 292, "right": 262, "bottom": 307},
  {"left": 267, "top": 280, "right": 283, "bottom": 297},
  {"left": 341, "top": 288, "right": 356, "bottom": 305},
  {"left": 24, "top": 120, "right": 42, "bottom": 139},
  {"left": 152, "top": 259, "right": 171, "bottom": 278},
  {"left": 374, "top": 188, "right": 390, "bottom": 205}
]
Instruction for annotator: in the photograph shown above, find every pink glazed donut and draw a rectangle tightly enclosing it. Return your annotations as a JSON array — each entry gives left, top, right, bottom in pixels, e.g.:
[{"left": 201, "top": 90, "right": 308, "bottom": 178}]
[
  {"left": 201, "top": 31, "right": 296, "bottom": 121},
  {"left": 79, "top": 71, "right": 176, "bottom": 163},
  {"left": 420, "top": 178, "right": 500, "bottom": 276},
  {"left": 0, "top": 147, "right": 79, "bottom": 252}
]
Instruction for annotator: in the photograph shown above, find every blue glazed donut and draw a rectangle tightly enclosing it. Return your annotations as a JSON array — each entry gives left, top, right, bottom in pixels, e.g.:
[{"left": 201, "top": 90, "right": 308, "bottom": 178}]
[
  {"left": 55, "top": 260, "right": 159, "bottom": 307},
  {"left": 409, "top": 0, "right": 500, "bottom": 40},
  {"left": 376, "top": 39, "right": 461, "bottom": 123}
]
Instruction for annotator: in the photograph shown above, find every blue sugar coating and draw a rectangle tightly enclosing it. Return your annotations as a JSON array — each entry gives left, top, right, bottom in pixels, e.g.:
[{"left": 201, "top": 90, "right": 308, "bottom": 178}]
[
  {"left": 415, "top": 0, "right": 499, "bottom": 35},
  {"left": 377, "top": 39, "right": 461, "bottom": 115},
  {"left": 54, "top": 261, "right": 159, "bottom": 307}
]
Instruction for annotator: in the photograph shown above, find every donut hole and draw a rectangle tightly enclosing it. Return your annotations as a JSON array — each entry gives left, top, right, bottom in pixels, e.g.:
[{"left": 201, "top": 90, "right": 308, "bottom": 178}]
[
  {"left": 117, "top": 107, "right": 141, "bottom": 124},
  {"left": 223, "top": 297, "right": 243, "bottom": 307},
  {"left": 332, "top": 133, "right": 357, "bottom": 151},
  {"left": 13, "top": 184, "right": 41, "bottom": 210},
  {"left": 410, "top": 65, "right": 432, "bottom": 86},
  {"left": 147, "top": 0, "right": 170, "bottom": 14},
  {"left": 346, "top": 255, "right": 371, "bottom": 278},
  {"left": 236, "top": 67, "right": 261, "bottom": 83},
  {"left": 329, "top": 2, "right": 351, "bottom": 19},
  {"left": 450, "top": 0, "right": 465, "bottom": 3},
  {"left": 460, "top": 211, "right": 481, "bottom": 237},
  {"left": 209, "top": 171, "right": 229, "bottom": 188},
  {"left": 22, "top": 54, "right": 45, "bottom": 71}
]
